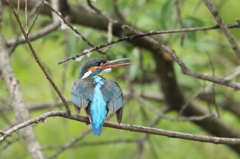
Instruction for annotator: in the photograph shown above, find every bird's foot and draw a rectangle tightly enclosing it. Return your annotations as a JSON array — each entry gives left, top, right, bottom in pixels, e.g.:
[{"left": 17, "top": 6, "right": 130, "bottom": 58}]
[{"left": 85, "top": 115, "right": 90, "bottom": 125}]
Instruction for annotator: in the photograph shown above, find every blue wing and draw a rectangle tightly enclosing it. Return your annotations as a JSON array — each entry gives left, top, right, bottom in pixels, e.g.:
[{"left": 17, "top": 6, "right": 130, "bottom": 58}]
[
  {"left": 71, "top": 78, "right": 95, "bottom": 113},
  {"left": 71, "top": 77, "right": 123, "bottom": 124},
  {"left": 100, "top": 79, "right": 123, "bottom": 123}
]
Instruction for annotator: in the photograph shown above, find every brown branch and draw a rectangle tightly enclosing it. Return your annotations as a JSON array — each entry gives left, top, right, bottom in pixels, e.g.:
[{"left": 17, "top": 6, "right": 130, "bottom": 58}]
[
  {"left": 178, "top": 65, "right": 240, "bottom": 116},
  {"left": 7, "top": 1, "right": 46, "bottom": 53},
  {"left": 48, "top": 129, "right": 92, "bottom": 159},
  {"left": 0, "top": 0, "right": 2, "bottom": 25},
  {"left": 0, "top": 136, "right": 20, "bottom": 153},
  {"left": 85, "top": 0, "right": 115, "bottom": 53},
  {"left": 42, "top": 1, "right": 105, "bottom": 55},
  {"left": 1, "top": 110, "right": 240, "bottom": 145},
  {"left": 26, "top": 0, "right": 43, "bottom": 35},
  {"left": 86, "top": 0, "right": 101, "bottom": 14},
  {"left": 0, "top": 10, "right": 45, "bottom": 159},
  {"left": 174, "top": 0, "right": 185, "bottom": 46},
  {"left": 58, "top": 22, "right": 240, "bottom": 64},
  {"left": 43, "top": 139, "right": 136, "bottom": 150},
  {"left": 135, "top": 109, "right": 167, "bottom": 159},
  {"left": 123, "top": 25, "right": 240, "bottom": 90},
  {"left": 7, "top": 22, "right": 60, "bottom": 47},
  {"left": 48, "top": 108, "right": 126, "bottom": 158},
  {"left": 7, "top": 0, "right": 71, "bottom": 115},
  {"left": 24, "top": 0, "right": 28, "bottom": 32},
  {"left": 121, "top": 25, "right": 240, "bottom": 154},
  {"left": 202, "top": 0, "right": 240, "bottom": 60},
  {"left": 0, "top": 130, "right": 6, "bottom": 135},
  {"left": 133, "top": 93, "right": 215, "bottom": 121}
]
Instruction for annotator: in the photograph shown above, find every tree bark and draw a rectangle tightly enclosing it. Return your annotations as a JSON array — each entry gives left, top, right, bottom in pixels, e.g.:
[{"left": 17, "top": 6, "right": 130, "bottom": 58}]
[{"left": 0, "top": 34, "right": 45, "bottom": 159}]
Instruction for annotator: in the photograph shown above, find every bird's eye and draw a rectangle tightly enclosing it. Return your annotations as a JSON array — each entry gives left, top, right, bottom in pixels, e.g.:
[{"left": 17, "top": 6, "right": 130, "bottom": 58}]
[
  {"left": 96, "top": 62, "right": 101, "bottom": 66},
  {"left": 96, "top": 62, "right": 105, "bottom": 66}
]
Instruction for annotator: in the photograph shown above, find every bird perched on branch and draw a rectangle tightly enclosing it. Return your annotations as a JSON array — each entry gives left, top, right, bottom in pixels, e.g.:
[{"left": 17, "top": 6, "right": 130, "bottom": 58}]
[{"left": 71, "top": 58, "right": 131, "bottom": 135}]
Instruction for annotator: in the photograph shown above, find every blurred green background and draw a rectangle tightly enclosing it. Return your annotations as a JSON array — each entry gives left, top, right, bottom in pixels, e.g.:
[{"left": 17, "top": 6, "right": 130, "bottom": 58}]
[{"left": 1, "top": 0, "right": 240, "bottom": 158}]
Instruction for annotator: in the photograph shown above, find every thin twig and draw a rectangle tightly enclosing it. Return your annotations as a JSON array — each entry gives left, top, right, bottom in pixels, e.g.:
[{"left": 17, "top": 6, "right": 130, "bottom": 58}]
[
  {"left": 43, "top": 1, "right": 105, "bottom": 55},
  {"left": 122, "top": 25, "right": 240, "bottom": 90},
  {"left": 8, "top": 1, "right": 45, "bottom": 53},
  {"left": 25, "top": 0, "right": 28, "bottom": 32},
  {"left": 179, "top": 65, "right": 240, "bottom": 115},
  {"left": 0, "top": 136, "right": 20, "bottom": 152},
  {"left": 58, "top": 23, "right": 240, "bottom": 64},
  {"left": 86, "top": 0, "right": 101, "bottom": 14},
  {"left": 113, "top": 0, "right": 124, "bottom": 21},
  {"left": 174, "top": 0, "right": 185, "bottom": 46},
  {"left": 7, "top": 22, "right": 60, "bottom": 47},
  {"left": 48, "top": 129, "right": 92, "bottom": 159},
  {"left": 135, "top": 108, "right": 168, "bottom": 159},
  {"left": 27, "top": 1, "right": 43, "bottom": 35},
  {"left": 7, "top": 0, "right": 71, "bottom": 115},
  {"left": 0, "top": 0, "right": 2, "bottom": 25},
  {"left": 202, "top": 0, "right": 240, "bottom": 61},
  {"left": 43, "top": 139, "right": 136, "bottom": 150},
  {"left": 134, "top": 93, "right": 214, "bottom": 121},
  {"left": 85, "top": 0, "right": 115, "bottom": 54},
  {"left": 17, "top": 0, "right": 20, "bottom": 13},
  {"left": 206, "top": 52, "right": 219, "bottom": 117}
]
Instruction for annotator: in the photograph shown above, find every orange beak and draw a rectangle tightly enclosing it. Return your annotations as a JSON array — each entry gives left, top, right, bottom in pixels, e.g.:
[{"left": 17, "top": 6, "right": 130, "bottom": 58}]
[{"left": 100, "top": 58, "right": 132, "bottom": 69}]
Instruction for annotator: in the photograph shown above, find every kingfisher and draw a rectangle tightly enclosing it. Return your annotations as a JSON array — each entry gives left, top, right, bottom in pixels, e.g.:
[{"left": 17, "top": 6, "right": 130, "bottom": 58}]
[{"left": 71, "top": 58, "right": 131, "bottom": 135}]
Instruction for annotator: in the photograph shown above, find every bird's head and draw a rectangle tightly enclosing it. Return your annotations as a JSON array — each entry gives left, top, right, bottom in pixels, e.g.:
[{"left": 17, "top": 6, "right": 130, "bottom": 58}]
[{"left": 78, "top": 58, "right": 131, "bottom": 79}]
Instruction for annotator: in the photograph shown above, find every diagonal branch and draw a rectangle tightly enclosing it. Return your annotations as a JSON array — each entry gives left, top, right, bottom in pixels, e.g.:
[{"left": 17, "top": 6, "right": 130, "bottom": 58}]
[
  {"left": 58, "top": 23, "right": 240, "bottom": 64},
  {"left": 174, "top": 0, "right": 186, "bottom": 46},
  {"left": 0, "top": 17, "right": 45, "bottom": 159},
  {"left": 7, "top": 0, "right": 71, "bottom": 115},
  {"left": 123, "top": 25, "right": 240, "bottom": 90},
  {"left": 7, "top": 22, "right": 60, "bottom": 47},
  {"left": 202, "top": 0, "right": 240, "bottom": 60},
  {"left": 43, "top": 1, "right": 105, "bottom": 55}
]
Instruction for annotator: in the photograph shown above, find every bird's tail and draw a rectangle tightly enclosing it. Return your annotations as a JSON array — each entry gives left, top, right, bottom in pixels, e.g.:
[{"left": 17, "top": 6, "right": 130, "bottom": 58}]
[
  {"left": 89, "top": 116, "right": 103, "bottom": 136},
  {"left": 91, "top": 122, "right": 102, "bottom": 136}
]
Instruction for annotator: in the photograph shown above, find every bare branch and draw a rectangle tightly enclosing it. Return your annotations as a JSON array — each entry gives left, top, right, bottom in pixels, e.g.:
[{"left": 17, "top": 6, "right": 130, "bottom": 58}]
[
  {"left": 0, "top": 0, "right": 2, "bottom": 26},
  {"left": 7, "top": 1, "right": 51, "bottom": 53},
  {"left": 0, "top": 130, "right": 6, "bottom": 135},
  {"left": 58, "top": 23, "right": 240, "bottom": 64},
  {"left": 1, "top": 110, "right": 240, "bottom": 145},
  {"left": 206, "top": 52, "right": 219, "bottom": 117},
  {"left": 27, "top": 1, "right": 43, "bottom": 35},
  {"left": 179, "top": 65, "right": 240, "bottom": 116},
  {"left": 0, "top": 136, "right": 20, "bottom": 153},
  {"left": 174, "top": 0, "right": 186, "bottom": 46},
  {"left": 48, "top": 129, "right": 91, "bottom": 159},
  {"left": 86, "top": 0, "right": 101, "bottom": 14},
  {"left": 7, "top": 0, "right": 71, "bottom": 115},
  {"left": 42, "top": 1, "right": 105, "bottom": 55},
  {"left": 43, "top": 139, "right": 136, "bottom": 150},
  {"left": 133, "top": 93, "right": 215, "bottom": 121},
  {"left": 24, "top": 0, "right": 28, "bottom": 32},
  {"left": 135, "top": 108, "right": 168, "bottom": 159},
  {"left": 7, "top": 22, "right": 60, "bottom": 46},
  {"left": 123, "top": 25, "right": 240, "bottom": 90},
  {"left": 202, "top": 0, "right": 240, "bottom": 60},
  {"left": 0, "top": 8, "right": 45, "bottom": 159}
]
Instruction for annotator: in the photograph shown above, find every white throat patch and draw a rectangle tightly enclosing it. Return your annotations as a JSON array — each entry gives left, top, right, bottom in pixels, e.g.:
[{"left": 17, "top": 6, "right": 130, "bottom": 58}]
[
  {"left": 81, "top": 71, "right": 92, "bottom": 79},
  {"left": 99, "top": 68, "right": 112, "bottom": 76}
]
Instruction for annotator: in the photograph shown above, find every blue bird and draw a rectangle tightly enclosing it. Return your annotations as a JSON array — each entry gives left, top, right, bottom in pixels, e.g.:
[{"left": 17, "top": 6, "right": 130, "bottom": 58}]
[{"left": 71, "top": 58, "right": 131, "bottom": 135}]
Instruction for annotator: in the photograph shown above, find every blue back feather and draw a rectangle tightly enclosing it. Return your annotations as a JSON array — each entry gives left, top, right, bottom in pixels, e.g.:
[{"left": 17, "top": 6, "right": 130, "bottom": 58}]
[
  {"left": 71, "top": 75, "right": 123, "bottom": 135},
  {"left": 88, "top": 76, "right": 107, "bottom": 135}
]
